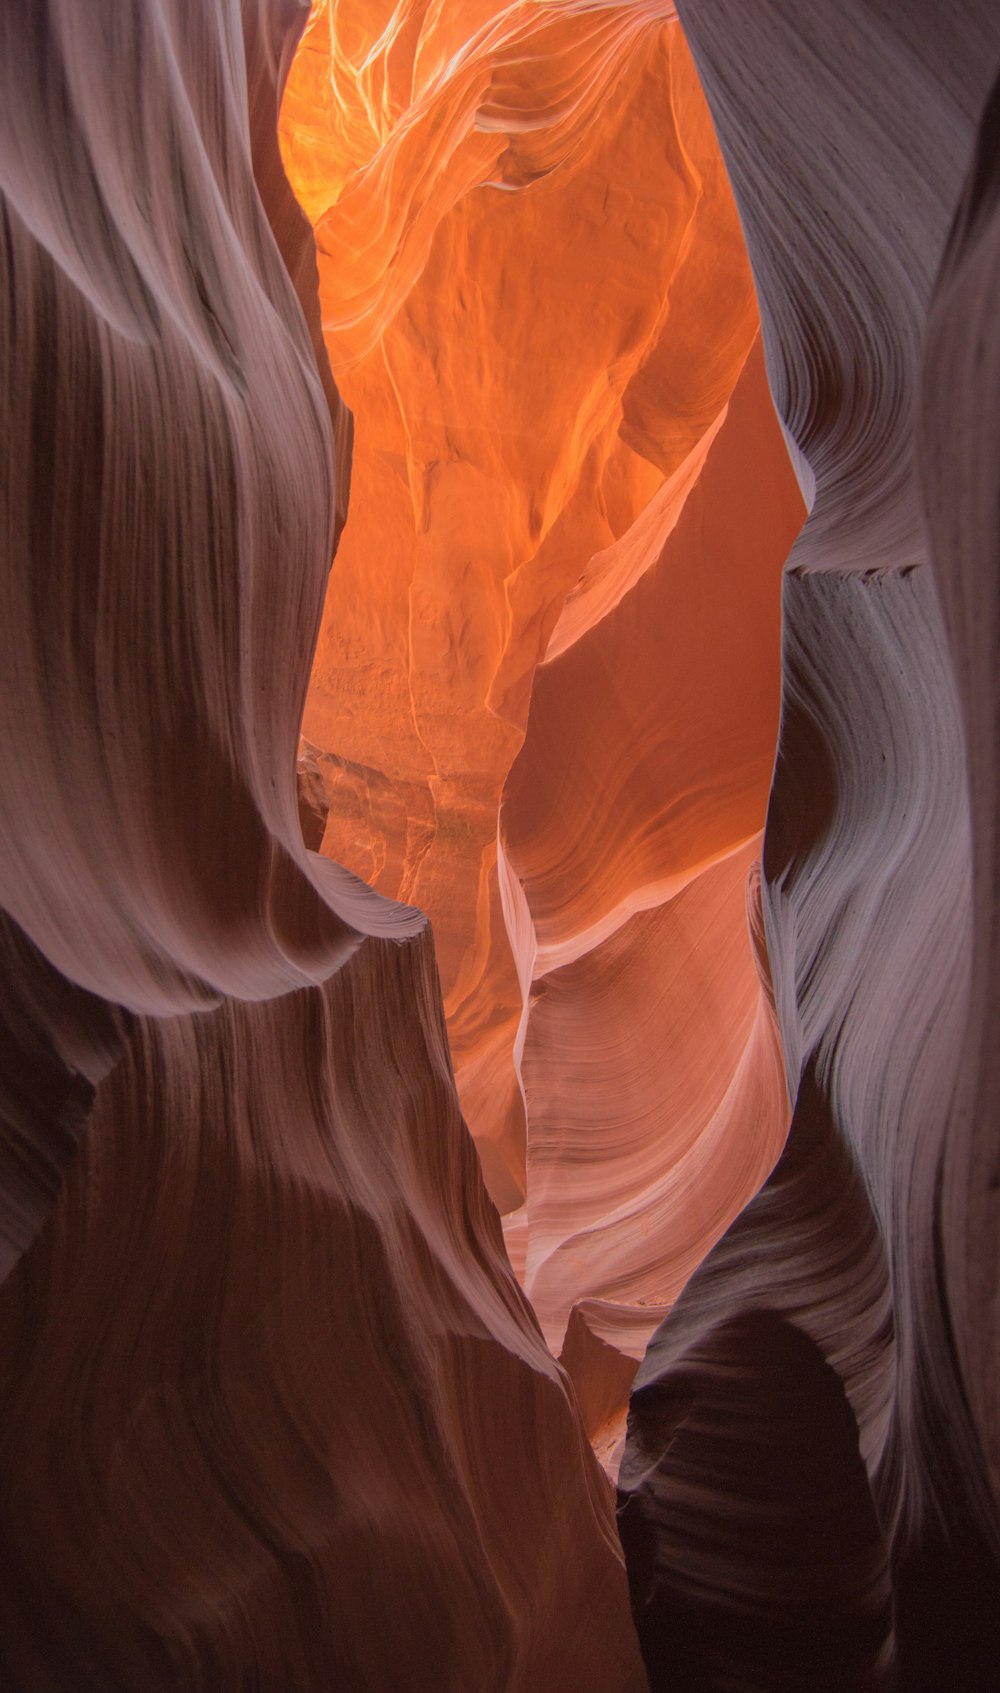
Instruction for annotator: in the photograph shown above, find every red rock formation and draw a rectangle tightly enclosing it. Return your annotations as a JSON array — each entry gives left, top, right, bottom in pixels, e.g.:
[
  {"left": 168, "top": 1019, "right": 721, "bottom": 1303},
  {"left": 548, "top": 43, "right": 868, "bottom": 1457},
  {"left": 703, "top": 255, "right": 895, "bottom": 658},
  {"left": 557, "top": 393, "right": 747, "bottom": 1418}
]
[
  {"left": 0, "top": 3, "right": 647, "bottom": 1686},
  {"left": 501, "top": 340, "right": 801, "bottom": 1435},
  {"left": 620, "top": 1307, "right": 895, "bottom": 1692},
  {"left": 281, "top": 3, "right": 803, "bottom": 1451},
  {"left": 0, "top": 928, "right": 647, "bottom": 1689},
  {"left": 280, "top": 3, "right": 763, "bottom": 1179},
  {"left": 618, "top": 5, "right": 1000, "bottom": 1689},
  {"left": 5, "top": 0, "right": 998, "bottom": 1687}
]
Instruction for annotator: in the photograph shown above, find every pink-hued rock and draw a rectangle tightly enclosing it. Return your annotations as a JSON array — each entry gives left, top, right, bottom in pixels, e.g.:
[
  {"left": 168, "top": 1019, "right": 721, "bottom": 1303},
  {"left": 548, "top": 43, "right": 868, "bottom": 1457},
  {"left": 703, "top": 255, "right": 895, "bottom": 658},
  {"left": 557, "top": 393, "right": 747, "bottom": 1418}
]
[
  {"left": 4, "top": 0, "right": 999, "bottom": 1686},
  {"left": 0, "top": 4, "right": 647, "bottom": 1687},
  {"left": 499, "top": 343, "right": 801, "bottom": 1416},
  {"left": 0, "top": 925, "right": 646, "bottom": 1691},
  {"left": 619, "top": 4, "right": 1000, "bottom": 1688},
  {"left": 920, "top": 62, "right": 1000, "bottom": 1531}
]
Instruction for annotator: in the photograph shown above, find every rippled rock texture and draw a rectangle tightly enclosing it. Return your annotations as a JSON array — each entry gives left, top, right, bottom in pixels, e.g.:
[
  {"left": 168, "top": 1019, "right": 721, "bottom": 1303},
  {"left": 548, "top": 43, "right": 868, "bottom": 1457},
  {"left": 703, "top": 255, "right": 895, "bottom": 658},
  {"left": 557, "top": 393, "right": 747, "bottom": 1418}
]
[
  {"left": 281, "top": 0, "right": 803, "bottom": 1455},
  {"left": 618, "top": 4, "right": 1000, "bottom": 1689},
  {"left": 3, "top": 0, "right": 1000, "bottom": 1689},
  {"left": 0, "top": 3, "right": 646, "bottom": 1686}
]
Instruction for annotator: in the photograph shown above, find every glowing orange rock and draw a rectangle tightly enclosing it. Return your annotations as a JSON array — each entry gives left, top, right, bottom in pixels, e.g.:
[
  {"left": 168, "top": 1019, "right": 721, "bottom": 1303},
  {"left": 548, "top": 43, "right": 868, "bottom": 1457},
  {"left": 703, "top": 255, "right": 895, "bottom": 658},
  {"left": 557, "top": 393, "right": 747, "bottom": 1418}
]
[
  {"left": 280, "top": 4, "right": 780, "bottom": 1237},
  {"left": 499, "top": 341, "right": 803, "bottom": 1452}
]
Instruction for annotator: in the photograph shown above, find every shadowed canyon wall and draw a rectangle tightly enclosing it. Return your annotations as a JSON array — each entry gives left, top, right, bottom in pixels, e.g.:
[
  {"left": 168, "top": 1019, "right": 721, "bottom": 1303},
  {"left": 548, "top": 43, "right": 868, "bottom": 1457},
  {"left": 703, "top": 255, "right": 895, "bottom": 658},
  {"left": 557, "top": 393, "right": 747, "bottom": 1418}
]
[
  {"left": 1, "top": 0, "right": 999, "bottom": 1690},
  {"left": 0, "top": 2, "right": 646, "bottom": 1686},
  {"left": 618, "top": 4, "right": 1000, "bottom": 1689}
]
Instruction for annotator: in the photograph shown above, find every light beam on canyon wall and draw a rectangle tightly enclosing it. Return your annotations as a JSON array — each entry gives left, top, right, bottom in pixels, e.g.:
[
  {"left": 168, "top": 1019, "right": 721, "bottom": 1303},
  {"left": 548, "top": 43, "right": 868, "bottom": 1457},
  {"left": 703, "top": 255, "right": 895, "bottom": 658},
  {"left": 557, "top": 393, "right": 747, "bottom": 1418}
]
[
  {"left": 1, "top": 1, "right": 999, "bottom": 1690},
  {"left": 280, "top": 0, "right": 804, "bottom": 1457}
]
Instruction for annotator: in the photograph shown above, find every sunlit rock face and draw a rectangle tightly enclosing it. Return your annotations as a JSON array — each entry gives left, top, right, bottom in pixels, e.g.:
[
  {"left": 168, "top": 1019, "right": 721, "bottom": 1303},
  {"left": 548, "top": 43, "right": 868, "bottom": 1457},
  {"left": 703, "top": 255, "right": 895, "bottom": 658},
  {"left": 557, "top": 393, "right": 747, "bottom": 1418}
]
[
  {"left": 0, "top": 3, "right": 647, "bottom": 1686},
  {"left": 502, "top": 340, "right": 801, "bottom": 1443},
  {"left": 281, "top": 0, "right": 804, "bottom": 1448},
  {"left": 618, "top": 4, "right": 1000, "bottom": 1689}
]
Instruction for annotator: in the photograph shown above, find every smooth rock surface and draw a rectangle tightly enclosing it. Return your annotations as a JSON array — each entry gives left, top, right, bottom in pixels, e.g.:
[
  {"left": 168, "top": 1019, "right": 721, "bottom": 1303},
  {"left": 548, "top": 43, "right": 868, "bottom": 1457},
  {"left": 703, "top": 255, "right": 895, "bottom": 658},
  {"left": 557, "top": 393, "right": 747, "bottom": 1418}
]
[
  {"left": 280, "top": 3, "right": 774, "bottom": 1204},
  {"left": 282, "top": 6, "right": 803, "bottom": 1440},
  {"left": 0, "top": 4, "right": 648, "bottom": 1687}
]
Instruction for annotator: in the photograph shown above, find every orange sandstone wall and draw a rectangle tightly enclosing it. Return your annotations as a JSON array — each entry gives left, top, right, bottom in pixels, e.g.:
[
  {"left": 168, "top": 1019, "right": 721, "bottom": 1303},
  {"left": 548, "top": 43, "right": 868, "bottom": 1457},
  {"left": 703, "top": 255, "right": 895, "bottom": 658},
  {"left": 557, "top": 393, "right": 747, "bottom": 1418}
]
[
  {"left": 281, "top": 2, "right": 804, "bottom": 1443},
  {"left": 502, "top": 340, "right": 802, "bottom": 1453}
]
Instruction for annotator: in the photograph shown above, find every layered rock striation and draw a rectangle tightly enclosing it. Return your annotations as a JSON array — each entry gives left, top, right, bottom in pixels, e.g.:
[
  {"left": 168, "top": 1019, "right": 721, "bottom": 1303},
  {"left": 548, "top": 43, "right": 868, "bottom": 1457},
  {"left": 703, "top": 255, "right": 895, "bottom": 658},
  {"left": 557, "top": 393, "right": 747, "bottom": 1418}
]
[
  {"left": 281, "top": 1, "right": 804, "bottom": 1450},
  {"left": 0, "top": 3, "right": 646, "bottom": 1686},
  {"left": 501, "top": 339, "right": 801, "bottom": 1450},
  {"left": 618, "top": 5, "right": 1000, "bottom": 1688},
  {"left": 3, "top": 0, "right": 999, "bottom": 1688}
]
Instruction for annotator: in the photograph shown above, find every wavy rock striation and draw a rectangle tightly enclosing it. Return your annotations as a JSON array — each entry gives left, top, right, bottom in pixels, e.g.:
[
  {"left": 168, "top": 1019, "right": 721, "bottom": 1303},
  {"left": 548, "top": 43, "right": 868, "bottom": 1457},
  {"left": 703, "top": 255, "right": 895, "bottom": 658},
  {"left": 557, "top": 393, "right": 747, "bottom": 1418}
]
[
  {"left": 920, "top": 60, "right": 1000, "bottom": 1532},
  {"left": 7, "top": 0, "right": 996, "bottom": 1685},
  {"left": 282, "top": 4, "right": 803, "bottom": 1449},
  {"left": 500, "top": 338, "right": 802, "bottom": 1452},
  {"left": 619, "top": 5, "right": 1000, "bottom": 1688},
  {"left": 0, "top": 3, "right": 647, "bottom": 1686},
  {"left": 281, "top": 1, "right": 769, "bottom": 1203},
  {"left": 0, "top": 926, "right": 646, "bottom": 1690}
]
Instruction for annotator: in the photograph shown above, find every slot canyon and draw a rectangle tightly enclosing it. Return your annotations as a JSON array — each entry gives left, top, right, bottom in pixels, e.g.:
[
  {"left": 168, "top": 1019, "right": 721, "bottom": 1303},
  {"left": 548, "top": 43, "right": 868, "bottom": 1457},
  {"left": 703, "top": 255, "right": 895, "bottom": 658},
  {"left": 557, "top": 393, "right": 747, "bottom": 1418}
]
[{"left": 0, "top": 0, "right": 998, "bottom": 1688}]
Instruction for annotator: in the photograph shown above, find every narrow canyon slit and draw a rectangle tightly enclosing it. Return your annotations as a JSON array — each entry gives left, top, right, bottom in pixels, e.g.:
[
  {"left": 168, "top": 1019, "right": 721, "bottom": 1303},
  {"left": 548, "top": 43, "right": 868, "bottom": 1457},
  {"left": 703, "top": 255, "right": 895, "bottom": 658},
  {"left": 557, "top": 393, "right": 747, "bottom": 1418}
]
[
  {"left": 3, "top": 2, "right": 998, "bottom": 1689},
  {"left": 280, "top": 0, "right": 805, "bottom": 1470}
]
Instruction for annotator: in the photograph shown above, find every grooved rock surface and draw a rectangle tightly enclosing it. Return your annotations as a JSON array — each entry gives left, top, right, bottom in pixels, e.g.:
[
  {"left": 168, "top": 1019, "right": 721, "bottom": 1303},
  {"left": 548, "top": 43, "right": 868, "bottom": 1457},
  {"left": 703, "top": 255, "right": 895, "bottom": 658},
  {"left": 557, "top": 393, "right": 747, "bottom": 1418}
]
[
  {"left": 0, "top": 927, "right": 645, "bottom": 1691},
  {"left": 920, "top": 61, "right": 1000, "bottom": 1528},
  {"left": 0, "top": 3, "right": 648, "bottom": 1686},
  {"left": 620, "top": 1306, "right": 895, "bottom": 1692},
  {"left": 618, "top": 5, "right": 1000, "bottom": 1689},
  {"left": 4, "top": 0, "right": 998, "bottom": 1687},
  {"left": 502, "top": 339, "right": 800, "bottom": 1409}
]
